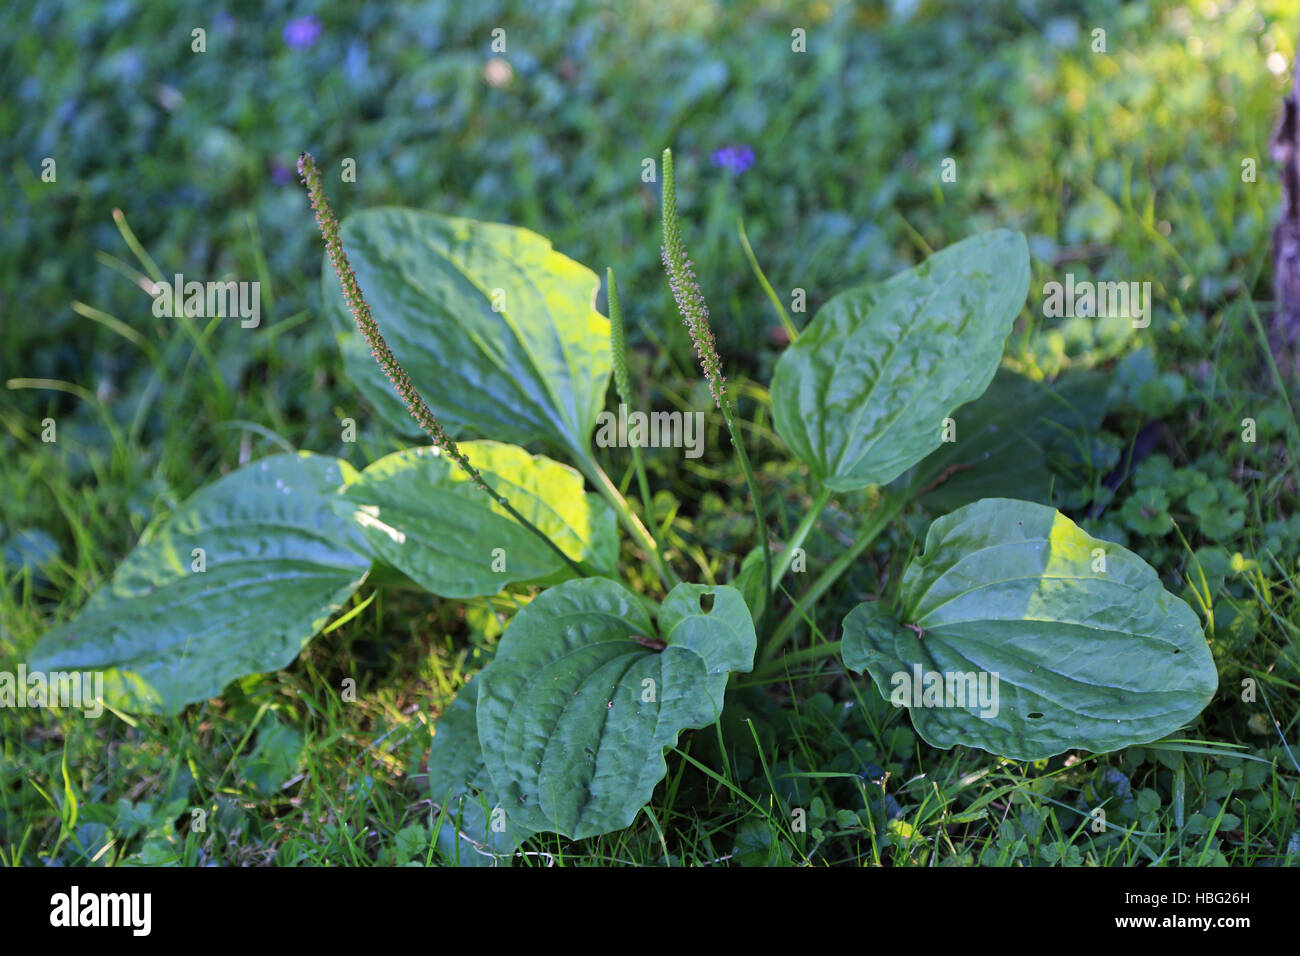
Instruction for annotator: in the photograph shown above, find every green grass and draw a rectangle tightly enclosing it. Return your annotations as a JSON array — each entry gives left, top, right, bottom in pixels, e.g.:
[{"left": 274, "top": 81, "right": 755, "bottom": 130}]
[{"left": 2, "top": 0, "right": 1299, "bottom": 865}]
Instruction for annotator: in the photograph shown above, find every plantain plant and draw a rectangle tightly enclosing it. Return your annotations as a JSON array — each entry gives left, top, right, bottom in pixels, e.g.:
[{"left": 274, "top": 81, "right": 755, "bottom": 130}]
[{"left": 30, "top": 150, "right": 1218, "bottom": 862}]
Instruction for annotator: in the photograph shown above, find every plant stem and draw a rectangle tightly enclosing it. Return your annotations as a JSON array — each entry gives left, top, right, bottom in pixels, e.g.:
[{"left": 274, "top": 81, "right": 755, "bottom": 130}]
[
  {"left": 660, "top": 147, "right": 774, "bottom": 622},
  {"left": 579, "top": 457, "right": 680, "bottom": 589},
  {"left": 748, "top": 640, "right": 842, "bottom": 682},
  {"left": 605, "top": 267, "right": 662, "bottom": 558},
  {"left": 299, "top": 151, "right": 586, "bottom": 581},
  {"left": 760, "top": 490, "right": 904, "bottom": 665},
  {"left": 719, "top": 398, "right": 773, "bottom": 622},
  {"left": 737, "top": 218, "right": 798, "bottom": 342},
  {"left": 769, "top": 485, "right": 831, "bottom": 592},
  {"left": 628, "top": 446, "right": 658, "bottom": 547}
]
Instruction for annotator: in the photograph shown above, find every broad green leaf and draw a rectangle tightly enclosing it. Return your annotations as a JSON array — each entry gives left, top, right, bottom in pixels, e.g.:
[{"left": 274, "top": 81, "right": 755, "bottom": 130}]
[
  {"left": 427, "top": 677, "right": 535, "bottom": 866},
  {"left": 842, "top": 498, "right": 1218, "bottom": 760},
  {"left": 28, "top": 453, "right": 371, "bottom": 715},
  {"left": 905, "top": 369, "right": 1108, "bottom": 512},
  {"left": 325, "top": 207, "right": 611, "bottom": 464},
  {"left": 771, "top": 230, "right": 1030, "bottom": 492},
  {"left": 477, "top": 579, "right": 756, "bottom": 838},
  {"left": 338, "top": 441, "right": 617, "bottom": 598}
]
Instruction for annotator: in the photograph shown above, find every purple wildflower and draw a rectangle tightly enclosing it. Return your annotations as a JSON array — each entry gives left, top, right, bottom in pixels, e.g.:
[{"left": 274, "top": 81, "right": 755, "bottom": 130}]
[
  {"left": 283, "top": 15, "right": 323, "bottom": 50},
  {"left": 710, "top": 145, "right": 755, "bottom": 176}
]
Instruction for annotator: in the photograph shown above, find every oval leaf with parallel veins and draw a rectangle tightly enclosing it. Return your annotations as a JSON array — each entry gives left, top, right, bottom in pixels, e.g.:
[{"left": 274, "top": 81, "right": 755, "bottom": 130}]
[
  {"left": 902, "top": 369, "right": 1108, "bottom": 512},
  {"left": 842, "top": 498, "right": 1218, "bottom": 760},
  {"left": 771, "top": 230, "right": 1030, "bottom": 492},
  {"left": 476, "top": 578, "right": 756, "bottom": 838},
  {"left": 28, "top": 453, "right": 372, "bottom": 715},
  {"left": 324, "top": 208, "right": 611, "bottom": 464},
  {"left": 427, "top": 676, "right": 537, "bottom": 866},
  {"left": 338, "top": 441, "right": 617, "bottom": 598}
]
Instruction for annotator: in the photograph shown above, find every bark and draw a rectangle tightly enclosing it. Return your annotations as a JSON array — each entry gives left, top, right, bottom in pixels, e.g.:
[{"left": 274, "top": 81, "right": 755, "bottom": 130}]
[{"left": 1270, "top": 63, "right": 1300, "bottom": 375}]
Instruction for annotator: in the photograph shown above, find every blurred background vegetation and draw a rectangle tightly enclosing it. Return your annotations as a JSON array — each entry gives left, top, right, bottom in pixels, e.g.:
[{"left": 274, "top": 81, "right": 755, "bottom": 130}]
[
  {"left": 2, "top": 0, "right": 1298, "bottom": 865},
  {"left": 2, "top": 0, "right": 1293, "bottom": 512}
]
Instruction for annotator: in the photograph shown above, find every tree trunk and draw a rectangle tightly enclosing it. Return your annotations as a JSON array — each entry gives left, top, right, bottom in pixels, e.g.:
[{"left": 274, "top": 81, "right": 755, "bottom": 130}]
[{"left": 1270, "top": 63, "right": 1300, "bottom": 375}]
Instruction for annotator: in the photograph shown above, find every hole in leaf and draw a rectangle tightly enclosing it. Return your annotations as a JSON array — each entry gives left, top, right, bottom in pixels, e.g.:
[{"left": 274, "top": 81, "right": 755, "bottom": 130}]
[
  {"left": 1027, "top": 712, "right": 1044, "bottom": 719},
  {"left": 699, "top": 592, "right": 715, "bottom": 613}
]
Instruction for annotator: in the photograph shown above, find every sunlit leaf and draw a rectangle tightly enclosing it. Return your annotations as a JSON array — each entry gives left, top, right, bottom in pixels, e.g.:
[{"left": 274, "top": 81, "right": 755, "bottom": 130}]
[
  {"left": 338, "top": 441, "right": 617, "bottom": 598},
  {"left": 28, "top": 454, "right": 370, "bottom": 714},
  {"left": 477, "top": 579, "right": 756, "bottom": 838},
  {"left": 842, "top": 498, "right": 1218, "bottom": 760},
  {"left": 325, "top": 208, "right": 611, "bottom": 464},
  {"left": 771, "top": 230, "right": 1030, "bottom": 491}
]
